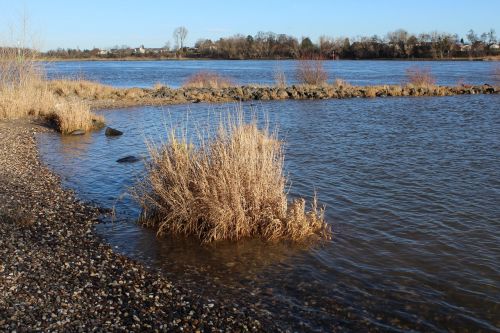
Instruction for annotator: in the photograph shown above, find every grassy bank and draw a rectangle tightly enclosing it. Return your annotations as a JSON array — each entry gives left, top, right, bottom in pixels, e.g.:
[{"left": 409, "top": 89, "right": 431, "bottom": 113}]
[{"left": 0, "top": 49, "right": 104, "bottom": 134}]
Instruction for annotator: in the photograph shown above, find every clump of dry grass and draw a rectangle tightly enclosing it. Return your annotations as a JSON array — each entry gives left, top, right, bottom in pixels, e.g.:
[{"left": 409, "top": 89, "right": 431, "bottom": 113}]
[
  {"left": 48, "top": 79, "right": 118, "bottom": 99},
  {"left": 45, "top": 100, "right": 104, "bottom": 134},
  {"left": 183, "top": 71, "right": 234, "bottom": 89},
  {"left": 0, "top": 47, "right": 104, "bottom": 134},
  {"left": 137, "top": 111, "right": 331, "bottom": 243},
  {"left": 0, "top": 47, "right": 54, "bottom": 118},
  {"left": 296, "top": 57, "right": 328, "bottom": 86},
  {"left": 332, "top": 78, "right": 351, "bottom": 88},
  {"left": 405, "top": 66, "right": 436, "bottom": 87},
  {"left": 364, "top": 86, "right": 378, "bottom": 98}
]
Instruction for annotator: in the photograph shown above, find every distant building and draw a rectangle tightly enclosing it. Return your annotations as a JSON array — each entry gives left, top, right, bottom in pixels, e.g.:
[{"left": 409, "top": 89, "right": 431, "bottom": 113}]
[
  {"left": 134, "top": 45, "right": 146, "bottom": 54},
  {"left": 458, "top": 44, "right": 472, "bottom": 52},
  {"left": 489, "top": 43, "right": 500, "bottom": 50}
]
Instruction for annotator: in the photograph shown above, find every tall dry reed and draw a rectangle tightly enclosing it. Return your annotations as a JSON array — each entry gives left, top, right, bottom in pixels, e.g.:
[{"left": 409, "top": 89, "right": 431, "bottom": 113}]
[
  {"left": 0, "top": 47, "right": 104, "bottom": 133},
  {"left": 274, "top": 65, "right": 287, "bottom": 88},
  {"left": 136, "top": 111, "right": 331, "bottom": 243}
]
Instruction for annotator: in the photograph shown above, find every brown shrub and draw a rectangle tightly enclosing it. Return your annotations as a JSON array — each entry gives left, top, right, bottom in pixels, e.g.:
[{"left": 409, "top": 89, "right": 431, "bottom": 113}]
[
  {"left": 405, "top": 66, "right": 436, "bottom": 87},
  {"left": 136, "top": 111, "right": 331, "bottom": 243},
  {"left": 183, "top": 71, "right": 234, "bottom": 89},
  {"left": 296, "top": 57, "right": 328, "bottom": 86}
]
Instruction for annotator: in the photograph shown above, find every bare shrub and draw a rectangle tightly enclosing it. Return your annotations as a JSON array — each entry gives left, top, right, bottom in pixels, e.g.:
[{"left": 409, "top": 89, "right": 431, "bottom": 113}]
[
  {"left": 136, "top": 111, "right": 331, "bottom": 243},
  {"left": 405, "top": 66, "right": 436, "bottom": 87},
  {"left": 296, "top": 57, "right": 328, "bottom": 85},
  {"left": 183, "top": 71, "right": 234, "bottom": 89}
]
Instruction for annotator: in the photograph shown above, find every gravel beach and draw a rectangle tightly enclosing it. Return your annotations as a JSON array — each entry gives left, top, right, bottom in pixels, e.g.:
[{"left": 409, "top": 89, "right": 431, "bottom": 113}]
[{"left": 0, "top": 119, "right": 273, "bottom": 332}]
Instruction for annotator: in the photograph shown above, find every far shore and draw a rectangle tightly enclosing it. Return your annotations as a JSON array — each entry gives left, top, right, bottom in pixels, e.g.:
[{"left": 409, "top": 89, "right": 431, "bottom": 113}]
[{"left": 37, "top": 56, "right": 500, "bottom": 62}]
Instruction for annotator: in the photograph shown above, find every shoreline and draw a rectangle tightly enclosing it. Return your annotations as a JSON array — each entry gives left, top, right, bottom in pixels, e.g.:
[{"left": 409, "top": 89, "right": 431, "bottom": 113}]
[
  {"left": 38, "top": 57, "right": 500, "bottom": 62},
  {"left": 0, "top": 119, "right": 272, "bottom": 331}
]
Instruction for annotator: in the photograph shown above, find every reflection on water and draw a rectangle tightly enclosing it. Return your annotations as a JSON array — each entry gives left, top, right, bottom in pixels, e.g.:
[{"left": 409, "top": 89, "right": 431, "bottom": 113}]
[{"left": 38, "top": 95, "right": 500, "bottom": 331}]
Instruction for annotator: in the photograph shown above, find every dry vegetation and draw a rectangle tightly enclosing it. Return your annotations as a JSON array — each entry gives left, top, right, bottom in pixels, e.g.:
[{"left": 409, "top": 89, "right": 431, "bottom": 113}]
[
  {"left": 274, "top": 66, "right": 287, "bottom": 88},
  {"left": 494, "top": 65, "right": 500, "bottom": 85},
  {"left": 136, "top": 111, "right": 331, "bottom": 243},
  {"left": 183, "top": 71, "right": 234, "bottom": 89},
  {"left": 0, "top": 47, "right": 104, "bottom": 134},
  {"left": 405, "top": 66, "right": 436, "bottom": 87},
  {"left": 296, "top": 58, "right": 328, "bottom": 85}
]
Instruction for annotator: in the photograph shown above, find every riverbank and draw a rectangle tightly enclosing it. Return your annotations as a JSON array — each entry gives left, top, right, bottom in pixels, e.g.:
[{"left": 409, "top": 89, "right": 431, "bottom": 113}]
[
  {"left": 0, "top": 119, "right": 272, "bottom": 331},
  {"left": 49, "top": 80, "right": 500, "bottom": 110},
  {"left": 39, "top": 56, "right": 500, "bottom": 62}
]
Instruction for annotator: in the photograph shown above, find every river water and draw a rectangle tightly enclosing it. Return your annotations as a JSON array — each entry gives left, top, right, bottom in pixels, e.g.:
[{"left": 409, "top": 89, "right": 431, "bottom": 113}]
[
  {"left": 44, "top": 59, "right": 500, "bottom": 88},
  {"left": 38, "top": 93, "right": 500, "bottom": 331}
]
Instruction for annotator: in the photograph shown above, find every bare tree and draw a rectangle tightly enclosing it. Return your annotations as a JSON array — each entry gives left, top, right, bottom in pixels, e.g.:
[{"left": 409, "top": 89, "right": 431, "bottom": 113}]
[{"left": 173, "top": 26, "right": 188, "bottom": 50}]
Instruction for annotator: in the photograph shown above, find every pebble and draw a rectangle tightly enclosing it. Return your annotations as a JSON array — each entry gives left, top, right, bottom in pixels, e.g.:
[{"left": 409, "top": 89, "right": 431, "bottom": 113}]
[{"left": 0, "top": 119, "right": 270, "bottom": 332}]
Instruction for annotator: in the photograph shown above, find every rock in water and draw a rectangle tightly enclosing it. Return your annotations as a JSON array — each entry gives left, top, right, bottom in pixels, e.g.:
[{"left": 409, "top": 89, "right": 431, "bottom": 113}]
[
  {"left": 105, "top": 127, "right": 123, "bottom": 136},
  {"left": 69, "top": 129, "right": 86, "bottom": 136},
  {"left": 117, "top": 155, "right": 140, "bottom": 163}
]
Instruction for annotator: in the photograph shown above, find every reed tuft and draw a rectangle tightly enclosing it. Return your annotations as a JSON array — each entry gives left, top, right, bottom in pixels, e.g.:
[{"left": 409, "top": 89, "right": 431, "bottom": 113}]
[
  {"left": 136, "top": 111, "right": 331, "bottom": 243},
  {"left": 0, "top": 47, "right": 104, "bottom": 134}
]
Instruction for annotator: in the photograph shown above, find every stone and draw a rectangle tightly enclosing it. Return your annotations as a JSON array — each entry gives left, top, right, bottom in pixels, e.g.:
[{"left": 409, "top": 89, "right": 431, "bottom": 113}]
[
  {"left": 116, "top": 155, "right": 141, "bottom": 163},
  {"left": 69, "top": 130, "right": 86, "bottom": 136},
  {"left": 105, "top": 127, "right": 123, "bottom": 137}
]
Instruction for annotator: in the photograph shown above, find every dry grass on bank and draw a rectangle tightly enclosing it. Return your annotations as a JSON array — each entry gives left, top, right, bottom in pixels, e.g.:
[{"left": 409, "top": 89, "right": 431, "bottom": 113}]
[
  {"left": 183, "top": 71, "right": 234, "bottom": 89},
  {"left": 45, "top": 100, "right": 104, "bottom": 134},
  {"left": 405, "top": 66, "right": 436, "bottom": 87},
  {"left": 0, "top": 48, "right": 103, "bottom": 134},
  {"left": 274, "top": 67, "right": 287, "bottom": 88},
  {"left": 296, "top": 58, "right": 328, "bottom": 86},
  {"left": 48, "top": 79, "right": 119, "bottom": 99},
  {"left": 136, "top": 112, "right": 331, "bottom": 243}
]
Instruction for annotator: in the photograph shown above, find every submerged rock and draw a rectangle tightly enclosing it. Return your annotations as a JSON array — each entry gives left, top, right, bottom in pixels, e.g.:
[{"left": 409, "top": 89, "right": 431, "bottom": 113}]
[
  {"left": 69, "top": 129, "right": 85, "bottom": 136},
  {"left": 116, "top": 155, "right": 141, "bottom": 163},
  {"left": 105, "top": 127, "right": 123, "bottom": 136}
]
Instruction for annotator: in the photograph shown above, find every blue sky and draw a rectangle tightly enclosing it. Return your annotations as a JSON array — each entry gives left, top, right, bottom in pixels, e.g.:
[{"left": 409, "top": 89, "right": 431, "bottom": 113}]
[{"left": 1, "top": 0, "right": 498, "bottom": 50}]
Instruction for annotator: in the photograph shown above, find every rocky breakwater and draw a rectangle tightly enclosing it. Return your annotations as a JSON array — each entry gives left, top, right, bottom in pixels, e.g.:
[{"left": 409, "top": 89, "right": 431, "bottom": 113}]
[
  {"left": 149, "top": 83, "right": 500, "bottom": 104},
  {"left": 49, "top": 79, "right": 499, "bottom": 109},
  {"left": 0, "top": 119, "right": 272, "bottom": 331}
]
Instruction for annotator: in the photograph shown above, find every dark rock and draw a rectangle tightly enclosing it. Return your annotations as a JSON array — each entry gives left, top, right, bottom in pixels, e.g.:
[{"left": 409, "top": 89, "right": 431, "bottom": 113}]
[
  {"left": 116, "top": 155, "right": 141, "bottom": 163},
  {"left": 105, "top": 127, "right": 123, "bottom": 137}
]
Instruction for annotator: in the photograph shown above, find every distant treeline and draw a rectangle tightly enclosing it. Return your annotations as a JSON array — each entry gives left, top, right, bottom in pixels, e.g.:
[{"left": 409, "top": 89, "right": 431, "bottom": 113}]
[{"left": 41, "top": 29, "right": 499, "bottom": 60}]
